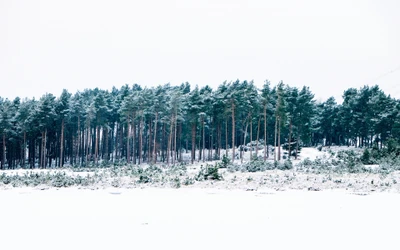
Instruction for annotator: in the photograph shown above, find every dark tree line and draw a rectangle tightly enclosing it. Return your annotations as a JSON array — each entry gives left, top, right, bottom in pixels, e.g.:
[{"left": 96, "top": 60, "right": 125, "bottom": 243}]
[{"left": 0, "top": 81, "right": 399, "bottom": 169}]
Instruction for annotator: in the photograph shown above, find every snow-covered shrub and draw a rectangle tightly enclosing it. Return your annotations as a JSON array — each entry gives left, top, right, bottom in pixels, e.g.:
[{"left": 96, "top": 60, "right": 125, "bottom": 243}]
[
  {"left": 170, "top": 176, "right": 181, "bottom": 188},
  {"left": 195, "top": 164, "right": 222, "bottom": 181},
  {"left": 137, "top": 174, "right": 151, "bottom": 184},
  {"left": 51, "top": 172, "right": 75, "bottom": 187},
  {"left": 167, "top": 164, "right": 186, "bottom": 176},
  {"left": 74, "top": 175, "right": 91, "bottom": 186},
  {"left": 111, "top": 178, "right": 121, "bottom": 187},
  {"left": 219, "top": 154, "right": 231, "bottom": 169},
  {"left": 336, "top": 150, "right": 365, "bottom": 173}
]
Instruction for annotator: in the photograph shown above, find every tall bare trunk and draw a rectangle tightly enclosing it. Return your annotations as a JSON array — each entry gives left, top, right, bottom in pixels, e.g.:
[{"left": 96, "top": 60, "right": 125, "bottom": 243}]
[
  {"left": 153, "top": 112, "right": 158, "bottom": 164},
  {"left": 132, "top": 115, "right": 136, "bottom": 164},
  {"left": 296, "top": 131, "right": 300, "bottom": 160},
  {"left": 40, "top": 131, "right": 44, "bottom": 168},
  {"left": 85, "top": 125, "right": 90, "bottom": 166},
  {"left": 105, "top": 126, "right": 109, "bottom": 161},
  {"left": 179, "top": 122, "right": 182, "bottom": 162},
  {"left": 274, "top": 116, "right": 278, "bottom": 161},
  {"left": 76, "top": 117, "right": 80, "bottom": 166},
  {"left": 231, "top": 102, "right": 235, "bottom": 163},
  {"left": 250, "top": 117, "right": 253, "bottom": 161},
  {"left": 242, "top": 121, "right": 249, "bottom": 163},
  {"left": 167, "top": 117, "right": 173, "bottom": 165},
  {"left": 288, "top": 119, "right": 292, "bottom": 160},
  {"left": 225, "top": 118, "right": 228, "bottom": 157},
  {"left": 278, "top": 119, "right": 281, "bottom": 161},
  {"left": 139, "top": 116, "right": 143, "bottom": 165},
  {"left": 191, "top": 123, "right": 196, "bottom": 164},
  {"left": 2, "top": 133, "right": 5, "bottom": 169},
  {"left": 173, "top": 115, "right": 177, "bottom": 165},
  {"left": 198, "top": 121, "right": 201, "bottom": 162},
  {"left": 127, "top": 116, "right": 130, "bottom": 164},
  {"left": 60, "top": 118, "right": 64, "bottom": 167},
  {"left": 209, "top": 117, "right": 213, "bottom": 161},
  {"left": 202, "top": 116, "right": 205, "bottom": 163},
  {"left": 95, "top": 125, "right": 99, "bottom": 165},
  {"left": 148, "top": 117, "right": 152, "bottom": 162},
  {"left": 44, "top": 129, "right": 47, "bottom": 168},
  {"left": 256, "top": 117, "right": 260, "bottom": 158},
  {"left": 23, "top": 131, "right": 26, "bottom": 168}
]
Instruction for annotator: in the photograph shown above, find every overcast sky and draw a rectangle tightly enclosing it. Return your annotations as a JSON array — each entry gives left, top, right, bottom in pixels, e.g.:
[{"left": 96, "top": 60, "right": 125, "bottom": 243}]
[{"left": 1, "top": 0, "right": 399, "bottom": 102}]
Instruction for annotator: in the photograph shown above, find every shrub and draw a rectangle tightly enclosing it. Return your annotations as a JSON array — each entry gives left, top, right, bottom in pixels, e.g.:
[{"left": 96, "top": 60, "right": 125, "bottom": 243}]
[
  {"left": 361, "top": 148, "right": 373, "bottom": 164},
  {"left": 244, "top": 158, "right": 266, "bottom": 172},
  {"left": 171, "top": 176, "right": 181, "bottom": 188},
  {"left": 196, "top": 164, "right": 222, "bottom": 181},
  {"left": 51, "top": 172, "right": 75, "bottom": 187},
  {"left": 167, "top": 164, "right": 186, "bottom": 176},
  {"left": 220, "top": 154, "right": 231, "bottom": 168},
  {"left": 336, "top": 150, "right": 365, "bottom": 172},
  {"left": 74, "top": 175, "right": 91, "bottom": 186},
  {"left": 273, "top": 160, "right": 293, "bottom": 170},
  {"left": 183, "top": 177, "right": 195, "bottom": 186},
  {"left": 111, "top": 178, "right": 121, "bottom": 187},
  {"left": 137, "top": 174, "right": 151, "bottom": 184}
]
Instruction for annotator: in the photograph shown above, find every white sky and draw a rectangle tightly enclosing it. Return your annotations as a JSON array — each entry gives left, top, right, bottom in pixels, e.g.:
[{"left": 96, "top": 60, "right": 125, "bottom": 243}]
[{"left": 1, "top": 0, "right": 399, "bottom": 102}]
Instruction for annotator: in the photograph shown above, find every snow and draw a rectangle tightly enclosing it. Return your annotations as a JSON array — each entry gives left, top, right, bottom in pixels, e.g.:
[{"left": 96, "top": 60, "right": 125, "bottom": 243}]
[{"left": 1, "top": 187, "right": 399, "bottom": 250}]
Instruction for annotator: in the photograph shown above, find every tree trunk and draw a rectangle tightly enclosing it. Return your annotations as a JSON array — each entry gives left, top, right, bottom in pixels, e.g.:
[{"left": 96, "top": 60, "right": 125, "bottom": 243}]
[
  {"left": 250, "top": 117, "right": 253, "bottom": 161},
  {"left": 132, "top": 115, "right": 136, "bottom": 164},
  {"left": 288, "top": 118, "right": 292, "bottom": 160},
  {"left": 115, "top": 123, "right": 119, "bottom": 161},
  {"left": 225, "top": 119, "right": 228, "bottom": 157},
  {"left": 198, "top": 121, "right": 202, "bottom": 162},
  {"left": 256, "top": 117, "right": 260, "bottom": 158},
  {"left": 127, "top": 118, "right": 130, "bottom": 164},
  {"left": 153, "top": 112, "right": 158, "bottom": 164},
  {"left": 148, "top": 117, "right": 152, "bottom": 162},
  {"left": 274, "top": 116, "right": 278, "bottom": 161},
  {"left": 81, "top": 126, "right": 84, "bottom": 166},
  {"left": 23, "top": 131, "right": 26, "bottom": 168},
  {"left": 179, "top": 122, "right": 182, "bottom": 162},
  {"left": 202, "top": 116, "right": 205, "bottom": 163},
  {"left": 162, "top": 123, "right": 166, "bottom": 162},
  {"left": 209, "top": 117, "right": 213, "bottom": 161},
  {"left": 295, "top": 125, "right": 301, "bottom": 160},
  {"left": 173, "top": 115, "right": 177, "bottom": 165},
  {"left": 139, "top": 116, "right": 143, "bottom": 165},
  {"left": 242, "top": 121, "right": 249, "bottom": 163},
  {"left": 216, "top": 121, "right": 221, "bottom": 158},
  {"left": 104, "top": 126, "right": 109, "bottom": 161},
  {"left": 231, "top": 102, "right": 235, "bottom": 162},
  {"left": 76, "top": 117, "right": 81, "bottom": 166},
  {"left": 278, "top": 119, "right": 281, "bottom": 161},
  {"left": 60, "top": 118, "right": 65, "bottom": 167},
  {"left": 167, "top": 117, "right": 173, "bottom": 165},
  {"left": 44, "top": 129, "right": 47, "bottom": 168},
  {"left": 191, "top": 123, "right": 196, "bottom": 164},
  {"left": 95, "top": 125, "right": 100, "bottom": 166},
  {"left": 85, "top": 126, "right": 90, "bottom": 166},
  {"left": 2, "top": 133, "right": 5, "bottom": 169}
]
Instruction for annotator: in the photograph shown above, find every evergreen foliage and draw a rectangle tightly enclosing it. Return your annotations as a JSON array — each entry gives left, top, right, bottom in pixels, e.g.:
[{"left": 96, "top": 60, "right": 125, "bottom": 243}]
[{"left": 0, "top": 82, "right": 399, "bottom": 169}]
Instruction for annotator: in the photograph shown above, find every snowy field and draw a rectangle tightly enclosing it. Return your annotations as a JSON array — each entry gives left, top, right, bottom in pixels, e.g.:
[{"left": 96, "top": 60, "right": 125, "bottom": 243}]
[
  {"left": 1, "top": 146, "right": 400, "bottom": 249},
  {"left": 1, "top": 187, "right": 400, "bottom": 250}
]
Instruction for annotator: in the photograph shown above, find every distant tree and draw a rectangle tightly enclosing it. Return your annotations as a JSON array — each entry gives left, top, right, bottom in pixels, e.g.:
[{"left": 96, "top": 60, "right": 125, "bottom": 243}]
[
  {"left": 56, "top": 89, "right": 71, "bottom": 167},
  {"left": 274, "top": 81, "right": 286, "bottom": 161}
]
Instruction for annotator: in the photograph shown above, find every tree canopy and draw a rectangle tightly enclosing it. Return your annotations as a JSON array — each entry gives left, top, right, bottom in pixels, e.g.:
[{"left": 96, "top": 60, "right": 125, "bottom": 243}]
[{"left": 0, "top": 81, "right": 399, "bottom": 169}]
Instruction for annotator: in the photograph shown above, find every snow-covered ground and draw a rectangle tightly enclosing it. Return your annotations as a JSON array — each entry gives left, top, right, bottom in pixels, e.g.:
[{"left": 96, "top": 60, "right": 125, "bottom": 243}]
[
  {"left": 1, "top": 146, "right": 399, "bottom": 249},
  {"left": 1, "top": 187, "right": 399, "bottom": 250}
]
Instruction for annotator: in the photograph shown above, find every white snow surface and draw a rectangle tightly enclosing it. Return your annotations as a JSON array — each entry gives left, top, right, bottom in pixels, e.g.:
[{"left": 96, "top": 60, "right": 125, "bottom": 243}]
[{"left": 1, "top": 187, "right": 399, "bottom": 250}]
